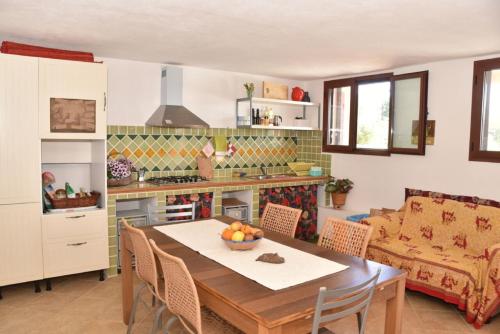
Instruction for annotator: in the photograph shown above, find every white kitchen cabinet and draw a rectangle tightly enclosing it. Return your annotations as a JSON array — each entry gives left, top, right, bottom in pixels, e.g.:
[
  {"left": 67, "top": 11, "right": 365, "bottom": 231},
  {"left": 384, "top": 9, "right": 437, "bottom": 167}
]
[
  {"left": 42, "top": 209, "right": 109, "bottom": 278},
  {"left": 43, "top": 237, "right": 108, "bottom": 278},
  {"left": 42, "top": 209, "right": 108, "bottom": 241},
  {"left": 38, "top": 58, "right": 107, "bottom": 139},
  {"left": 0, "top": 53, "right": 41, "bottom": 204},
  {"left": 0, "top": 203, "right": 43, "bottom": 286}
]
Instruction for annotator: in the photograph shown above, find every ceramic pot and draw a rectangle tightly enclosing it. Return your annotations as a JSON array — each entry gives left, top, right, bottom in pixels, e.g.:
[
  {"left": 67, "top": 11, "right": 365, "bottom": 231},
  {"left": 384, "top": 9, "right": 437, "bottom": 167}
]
[
  {"left": 291, "top": 87, "right": 305, "bottom": 101},
  {"left": 331, "top": 192, "right": 347, "bottom": 209}
]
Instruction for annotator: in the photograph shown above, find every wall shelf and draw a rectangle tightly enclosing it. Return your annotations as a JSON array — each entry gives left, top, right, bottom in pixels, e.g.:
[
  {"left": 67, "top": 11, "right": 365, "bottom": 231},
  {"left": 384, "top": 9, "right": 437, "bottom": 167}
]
[
  {"left": 238, "top": 125, "right": 315, "bottom": 131},
  {"left": 236, "top": 97, "right": 321, "bottom": 130}
]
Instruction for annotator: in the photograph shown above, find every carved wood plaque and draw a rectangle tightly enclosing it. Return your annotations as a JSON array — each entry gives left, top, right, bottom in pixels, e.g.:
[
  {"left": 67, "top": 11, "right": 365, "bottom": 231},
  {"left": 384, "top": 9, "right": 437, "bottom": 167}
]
[{"left": 50, "top": 98, "right": 96, "bottom": 133}]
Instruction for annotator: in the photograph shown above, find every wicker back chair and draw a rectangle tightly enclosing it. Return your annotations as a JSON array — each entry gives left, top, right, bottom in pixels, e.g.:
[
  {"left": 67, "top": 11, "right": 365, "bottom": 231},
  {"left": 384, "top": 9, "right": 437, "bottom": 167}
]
[
  {"left": 260, "top": 203, "right": 302, "bottom": 238},
  {"left": 317, "top": 217, "right": 373, "bottom": 258},
  {"left": 121, "top": 219, "right": 163, "bottom": 334},
  {"left": 149, "top": 239, "right": 242, "bottom": 334}
]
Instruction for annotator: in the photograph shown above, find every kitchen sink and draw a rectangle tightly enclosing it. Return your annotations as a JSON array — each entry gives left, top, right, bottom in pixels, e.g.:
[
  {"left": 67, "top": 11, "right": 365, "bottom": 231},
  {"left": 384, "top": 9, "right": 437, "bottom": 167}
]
[{"left": 246, "top": 174, "right": 290, "bottom": 180}]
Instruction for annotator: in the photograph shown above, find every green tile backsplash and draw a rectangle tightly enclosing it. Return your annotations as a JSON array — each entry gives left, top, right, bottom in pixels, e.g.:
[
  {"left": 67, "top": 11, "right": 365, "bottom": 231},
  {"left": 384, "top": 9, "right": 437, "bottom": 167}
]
[{"left": 107, "top": 126, "right": 330, "bottom": 177}]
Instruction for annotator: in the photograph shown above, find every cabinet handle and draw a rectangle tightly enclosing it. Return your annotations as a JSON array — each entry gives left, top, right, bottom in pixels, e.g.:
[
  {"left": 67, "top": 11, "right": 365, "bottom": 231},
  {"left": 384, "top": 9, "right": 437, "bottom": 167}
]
[
  {"left": 67, "top": 242, "right": 87, "bottom": 247},
  {"left": 66, "top": 215, "right": 86, "bottom": 219},
  {"left": 104, "top": 92, "right": 107, "bottom": 111}
]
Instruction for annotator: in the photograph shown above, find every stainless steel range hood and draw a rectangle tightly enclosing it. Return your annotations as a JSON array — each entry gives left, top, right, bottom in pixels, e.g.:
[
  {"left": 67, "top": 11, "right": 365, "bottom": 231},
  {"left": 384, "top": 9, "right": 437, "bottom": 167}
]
[{"left": 146, "top": 66, "right": 209, "bottom": 128}]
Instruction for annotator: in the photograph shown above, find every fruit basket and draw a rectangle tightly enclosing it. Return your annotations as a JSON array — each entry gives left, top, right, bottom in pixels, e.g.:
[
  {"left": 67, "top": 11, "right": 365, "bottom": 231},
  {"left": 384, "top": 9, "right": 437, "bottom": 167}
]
[
  {"left": 223, "top": 238, "right": 262, "bottom": 251},
  {"left": 221, "top": 221, "right": 264, "bottom": 251}
]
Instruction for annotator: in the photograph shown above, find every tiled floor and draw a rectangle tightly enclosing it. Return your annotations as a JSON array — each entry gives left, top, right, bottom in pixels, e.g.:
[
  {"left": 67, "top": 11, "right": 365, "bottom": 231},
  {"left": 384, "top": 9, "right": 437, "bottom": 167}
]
[{"left": 0, "top": 271, "right": 498, "bottom": 334}]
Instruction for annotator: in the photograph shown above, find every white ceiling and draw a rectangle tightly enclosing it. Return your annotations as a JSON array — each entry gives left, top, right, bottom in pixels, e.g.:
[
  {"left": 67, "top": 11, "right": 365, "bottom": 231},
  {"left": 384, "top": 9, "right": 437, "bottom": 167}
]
[{"left": 1, "top": 0, "right": 499, "bottom": 79}]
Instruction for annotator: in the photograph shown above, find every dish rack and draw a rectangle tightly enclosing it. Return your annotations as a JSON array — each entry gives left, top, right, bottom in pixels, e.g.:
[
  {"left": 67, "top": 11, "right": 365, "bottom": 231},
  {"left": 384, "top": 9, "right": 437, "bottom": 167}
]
[{"left": 287, "top": 162, "right": 315, "bottom": 176}]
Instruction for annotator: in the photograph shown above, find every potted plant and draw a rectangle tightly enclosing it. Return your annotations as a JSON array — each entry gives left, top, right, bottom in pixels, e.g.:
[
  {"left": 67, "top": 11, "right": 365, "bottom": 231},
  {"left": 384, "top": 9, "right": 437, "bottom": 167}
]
[
  {"left": 325, "top": 177, "right": 354, "bottom": 209},
  {"left": 107, "top": 153, "right": 136, "bottom": 187},
  {"left": 244, "top": 82, "right": 255, "bottom": 98}
]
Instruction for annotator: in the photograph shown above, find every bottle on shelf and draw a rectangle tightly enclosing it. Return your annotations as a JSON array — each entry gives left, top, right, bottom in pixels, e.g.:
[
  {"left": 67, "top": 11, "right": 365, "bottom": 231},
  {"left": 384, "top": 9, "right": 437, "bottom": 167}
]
[
  {"left": 251, "top": 108, "right": 256, "bottom": 125},
  {"left": 255, "top": 108, "right": 260, "bottom": 125},
  {"left": 263, "top": 107, "right": 270, "bottom": 126}
]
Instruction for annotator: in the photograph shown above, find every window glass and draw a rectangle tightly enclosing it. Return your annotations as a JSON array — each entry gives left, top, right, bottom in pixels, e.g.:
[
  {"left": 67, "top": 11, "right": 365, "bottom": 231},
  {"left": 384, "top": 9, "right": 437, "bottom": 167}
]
[
  {"left": 327, "top": 86, "right": 351, "bottom": 146},
  {"left": 356, "top": 81, "right": 391, "bottom": 149},
  {"left": 481, "top": 69, "right": 500, "bottom": 151},
  {"left": 393, "top": 77, "right": 421, "bottom": 149}
]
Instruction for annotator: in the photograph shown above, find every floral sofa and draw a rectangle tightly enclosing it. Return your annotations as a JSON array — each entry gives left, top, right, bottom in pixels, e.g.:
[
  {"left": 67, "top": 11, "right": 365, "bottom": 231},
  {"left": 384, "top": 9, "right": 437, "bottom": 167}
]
[{"left": 361, "top": 196, "right": 500, "bottom": 328}]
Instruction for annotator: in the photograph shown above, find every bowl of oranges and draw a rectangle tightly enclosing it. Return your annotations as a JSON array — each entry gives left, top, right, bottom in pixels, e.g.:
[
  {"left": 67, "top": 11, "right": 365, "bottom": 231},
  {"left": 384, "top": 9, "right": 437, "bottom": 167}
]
[{"left": 221, "top": 221, "right": 264, "bottom": 251}]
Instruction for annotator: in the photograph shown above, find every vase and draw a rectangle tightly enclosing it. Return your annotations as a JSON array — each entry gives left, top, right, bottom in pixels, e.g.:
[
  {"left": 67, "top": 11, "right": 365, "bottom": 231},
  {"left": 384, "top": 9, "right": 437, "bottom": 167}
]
[
  {"left": 291, "top": 87, "right": 304, "bottom": 101},
  {"left": 331, "top": 192, "right": 347, "bottom": 209}
]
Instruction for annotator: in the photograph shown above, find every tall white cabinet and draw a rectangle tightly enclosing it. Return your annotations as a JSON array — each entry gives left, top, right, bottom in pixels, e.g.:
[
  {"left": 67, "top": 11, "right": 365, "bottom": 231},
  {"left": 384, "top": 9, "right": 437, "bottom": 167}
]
[
  {"left": 0, "top": 54, "right": 43, "bottom": 287},
  {"left": 0, "top": 53, "right": 109, "bottom": 292}
]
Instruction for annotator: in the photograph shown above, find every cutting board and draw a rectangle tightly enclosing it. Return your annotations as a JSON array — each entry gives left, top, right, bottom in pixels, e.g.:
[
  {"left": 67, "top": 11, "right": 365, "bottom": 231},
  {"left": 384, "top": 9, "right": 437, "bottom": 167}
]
[
  {"left": 197, "top": 156, "right": 213, "bottom": 179},
  {"left": 263, "top": 82, "right": 288, "bottom": 100}
]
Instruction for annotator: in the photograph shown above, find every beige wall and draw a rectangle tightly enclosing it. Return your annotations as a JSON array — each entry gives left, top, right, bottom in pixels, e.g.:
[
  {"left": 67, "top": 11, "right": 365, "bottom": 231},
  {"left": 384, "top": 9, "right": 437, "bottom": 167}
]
[{"left": 306, "top": 54, "right": 500, "bottom": 211}]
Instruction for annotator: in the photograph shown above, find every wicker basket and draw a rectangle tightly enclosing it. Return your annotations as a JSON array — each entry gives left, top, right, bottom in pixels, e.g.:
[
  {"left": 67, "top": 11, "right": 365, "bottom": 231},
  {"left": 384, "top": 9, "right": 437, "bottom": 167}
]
[
  {"left": 223, "top": 237, "right": 262, "bottom": 251},
  {"left": 48, "top": 191, "right": 101, "bottom": 209},
  {"left": 107, "top": 175, "right": 133, "bottom": 187}
]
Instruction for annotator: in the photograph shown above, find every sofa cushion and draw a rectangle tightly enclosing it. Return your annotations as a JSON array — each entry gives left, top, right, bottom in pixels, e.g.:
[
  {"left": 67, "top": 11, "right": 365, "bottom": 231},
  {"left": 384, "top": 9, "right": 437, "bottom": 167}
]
[
  {"left": 399, "top": 196, "right": 459, "bottom": 250},
  {"left": 412, "top": 248, "right": 483, "bottom": 291},
  {"left": 399, "top": 196, "right": 500, "bottom": 255}
]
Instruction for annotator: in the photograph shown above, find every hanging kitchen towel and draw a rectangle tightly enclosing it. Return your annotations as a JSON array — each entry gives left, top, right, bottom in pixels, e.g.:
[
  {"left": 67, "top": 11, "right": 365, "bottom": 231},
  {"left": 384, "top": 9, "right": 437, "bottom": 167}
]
[
  {"left": 214, "top": 136, "right": 227, "bottom": 159},
  {"left": 226, "top": 142, "right": 237, "bottom": 157},
  {"left": 202, "top": 141, "right": 214, "bottom": 158},
  {"left": 197, "top": 156, "right": 213, "bottom": 179}
]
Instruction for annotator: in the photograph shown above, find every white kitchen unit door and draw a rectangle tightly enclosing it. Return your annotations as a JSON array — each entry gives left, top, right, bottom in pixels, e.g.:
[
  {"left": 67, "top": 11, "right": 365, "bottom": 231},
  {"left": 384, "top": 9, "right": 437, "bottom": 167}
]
[
  {"left": 0, "top": 203, "right": 43, "bottom": 286},
  {"left": 42, "top": 209, "right": 109, "bottom": 278},
  {"left": 38, "top": 58, "right": 107, "bottom": 140},
  {"left": 0, "top": 53, "right": 41, "bottom": 204}
]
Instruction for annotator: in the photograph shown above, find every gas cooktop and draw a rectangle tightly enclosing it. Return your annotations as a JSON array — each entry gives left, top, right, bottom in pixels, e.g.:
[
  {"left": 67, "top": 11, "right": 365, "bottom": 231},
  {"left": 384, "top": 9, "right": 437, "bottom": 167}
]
[{"left": 146, "top": 176, "right": 208, "bottom": 185}]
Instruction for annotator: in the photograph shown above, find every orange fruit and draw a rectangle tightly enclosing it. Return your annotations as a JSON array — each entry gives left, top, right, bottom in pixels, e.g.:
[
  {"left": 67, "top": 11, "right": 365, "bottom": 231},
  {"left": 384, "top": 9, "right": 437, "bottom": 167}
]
[
  {"left": 222, "top": 228, "right": 234, "bottom": 240},
  {"left": 241, "top": 225, "right": 252, "bottom": 234}
]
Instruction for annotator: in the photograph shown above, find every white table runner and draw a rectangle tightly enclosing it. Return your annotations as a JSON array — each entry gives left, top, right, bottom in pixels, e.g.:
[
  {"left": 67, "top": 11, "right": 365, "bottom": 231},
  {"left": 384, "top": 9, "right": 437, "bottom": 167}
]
[{"left": 154, "top": 219, "right": 349, "bottom": 290}]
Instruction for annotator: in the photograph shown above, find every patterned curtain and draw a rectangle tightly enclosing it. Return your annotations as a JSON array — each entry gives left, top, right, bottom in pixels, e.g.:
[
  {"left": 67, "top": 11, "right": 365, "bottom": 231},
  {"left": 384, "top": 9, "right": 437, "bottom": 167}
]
[{"left": 259, "top": 185, "right": 318, "bottom": 241}]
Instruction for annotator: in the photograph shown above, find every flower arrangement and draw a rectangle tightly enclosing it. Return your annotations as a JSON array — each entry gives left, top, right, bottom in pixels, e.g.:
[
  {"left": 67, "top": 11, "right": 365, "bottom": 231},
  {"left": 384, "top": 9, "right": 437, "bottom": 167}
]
[
  {"left": 107, "top": 154, "right": 135, "bottom": 186},
  {"left": 244, "top": 82, "right": 255, "bottom": 98}
]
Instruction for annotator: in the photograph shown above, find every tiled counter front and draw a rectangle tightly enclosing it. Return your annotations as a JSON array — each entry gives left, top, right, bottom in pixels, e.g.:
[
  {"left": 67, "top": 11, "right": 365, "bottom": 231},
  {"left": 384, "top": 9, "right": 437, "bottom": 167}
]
[{"left": 106, "top": 177, "right": 325, "bottom": 276}]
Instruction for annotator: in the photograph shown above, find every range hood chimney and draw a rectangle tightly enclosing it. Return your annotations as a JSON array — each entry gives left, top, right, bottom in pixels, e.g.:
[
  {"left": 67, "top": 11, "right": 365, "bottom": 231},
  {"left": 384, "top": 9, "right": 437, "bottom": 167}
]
[{"left": 146, "top": 66, "right": 209, "bottom": 128}]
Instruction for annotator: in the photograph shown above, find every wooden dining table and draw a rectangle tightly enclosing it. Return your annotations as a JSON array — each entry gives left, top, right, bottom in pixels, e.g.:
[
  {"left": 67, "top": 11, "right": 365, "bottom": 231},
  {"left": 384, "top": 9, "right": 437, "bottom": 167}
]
[{"left": 120, "top": 216, "right": 406, "bottom": 334}]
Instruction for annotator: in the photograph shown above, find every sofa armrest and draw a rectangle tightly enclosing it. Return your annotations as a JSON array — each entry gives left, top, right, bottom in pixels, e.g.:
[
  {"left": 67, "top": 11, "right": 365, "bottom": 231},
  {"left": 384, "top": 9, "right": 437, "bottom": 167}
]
[{"left": 360, "top": 211, "right": 404, "bottom": 241}]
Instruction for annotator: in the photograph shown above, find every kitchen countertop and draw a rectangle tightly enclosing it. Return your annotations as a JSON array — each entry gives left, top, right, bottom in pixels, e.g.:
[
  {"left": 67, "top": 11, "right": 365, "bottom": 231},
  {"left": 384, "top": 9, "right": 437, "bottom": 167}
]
[{"left": 107, "top": 175, "right": 328, "bottom": 195}]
